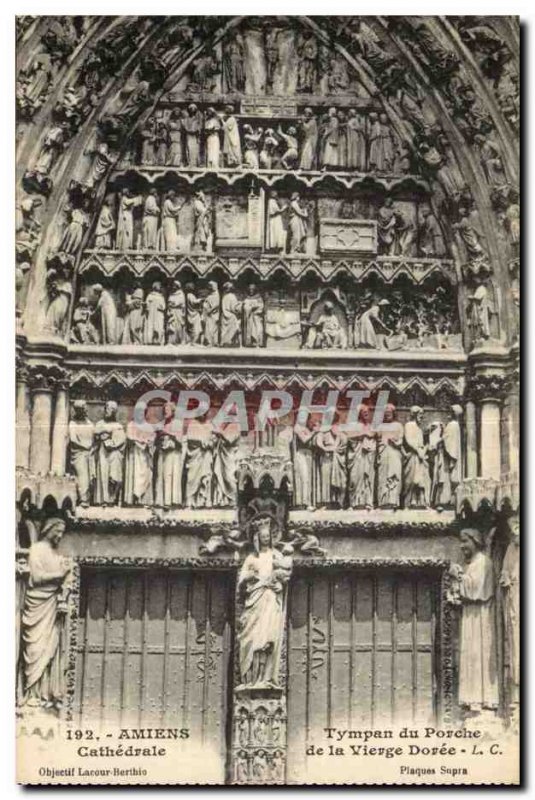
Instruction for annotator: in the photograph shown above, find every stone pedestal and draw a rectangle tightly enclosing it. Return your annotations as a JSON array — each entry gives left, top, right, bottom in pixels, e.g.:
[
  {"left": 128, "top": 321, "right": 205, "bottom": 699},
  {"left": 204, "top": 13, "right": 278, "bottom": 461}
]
[{"left": 232, "top": 688, "right": 287, "bottom": 784}]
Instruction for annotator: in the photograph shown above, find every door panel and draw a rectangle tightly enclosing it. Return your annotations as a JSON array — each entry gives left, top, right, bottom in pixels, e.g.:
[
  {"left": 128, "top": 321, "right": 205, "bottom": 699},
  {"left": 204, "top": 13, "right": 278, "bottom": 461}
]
[
  {"left": 75, "top": 567, "right": 234, "bottom": 754},
  {"left": 287, "top": 569, "right": 439, "bottom": 782}
]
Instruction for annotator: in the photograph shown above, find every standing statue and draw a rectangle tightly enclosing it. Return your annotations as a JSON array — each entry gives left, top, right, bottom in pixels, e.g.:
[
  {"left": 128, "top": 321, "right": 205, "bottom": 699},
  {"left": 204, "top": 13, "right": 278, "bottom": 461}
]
[
  {"left": 123, "top": 420, "right": 155, "bottom": 506},
  {"left": 167, "top": 109, "right": 184, "bottom": 167},
  {"left": 91, "top": 283, "right": 118, "bottom": 344},
  {"left": 286, "top": 193, "right": 308, "bottom": 253},
  {"left": 311, "top": 425, "right": 336, "bottom": 508},
  {"left": 265, "top": 29, "right": 280, "bottom": 92},
  {"left": 94, "top": 198, "right": 115, "bottom": 249},
  {"left": 154, "top": 117, "right": 168, "bottom": 166},
  {"left": 34, "top": 122, "right": 69, "bottom": 176},
  {"left": 59, "top": 206, "right": 88, "bottom": 255},
  {"left": 243, "top": 284, "right": 265, "bottom": 347},
  {"left": 121, "top": 288, "right": 145, "bottom": 345},
  {"left": 185, "top": 416, "right": 214, "bottom": 508},
  {"left": 185, "top": 283, "right": 203, "bottom": 345},
  {"left": 139, "top": 116, "right": 156, "bottom": 165},
  {"left": 337, "top": 110, "right": 348, "bottom": 170},
  {"left": 84, "top": 143, "right": 113, "bottom": 189},
  {"left": 500, "top": 518, "right": 520, "bottom": 709},
  {"left": 330, "top": 420, "right": 348, "bottom": 508},
  {"left": 321, "top": 107, "right": 339, "bottom": 170},
  {"left": 71, "top": 297, "right": 99, "bottom": 344},
  {"left": 418, "top": 209, "right": 446, "bottom": 256},
  {"left": 222, "top": 105, "right": 242, "bottom": 167},
  {"left": 354, "top": 298, "right": 392, "bottom": 348},
  {"left": 212, "top": 423, "right": 241, "bottom": 507},
  {"left": 45, "top": 268, "right": 73, "bottom": 336},
  {"left": 192, "top": 191, "right": 212, "bottom": 252},
  {"left": 468, "top": 282, "right": 492, "bottom": 342},
  {"left": 237, "top": 516, "right": 292, "bottom": 688},
  {"left": 292, "top": 421, "right": 315, "bottom": 510},
  {"left": 455, "top": 529, "right": 499, "bottom": 714},
  {"left": 475, "top": 133, "right": 505, "bottom": 187},
  {"left": 429, "top": 405, "right": 463, "bottom": 509},
  {"left": 453, "top": 208, "right": 487, "bottom": 262},
  {"left": 184, "top": 103, "right": 202, "bottom": 167},
  {"left": 166, "top": 280, "right": 186, "bottom": 345},
  {"left": 154, "top": 402, "right": 184, "bottom": 508},
  {"left": 377, "top": 404, "right": 404, "bottom": 508},
  {"left": 376, "top": 198, "right": 398, "bottom": 255},
  {"left": 224, "top": 33, "right": 245, "bottom": 92},
  {"left": 94, "top": 400, "right": 126, "bottom": 506},
  {"left": 144, "top": 282, "right": 166, "bottom": 345},
  {"left": 368, "top": 112, "right": 394, "bottom": 172},
  {"left": 297, "top": 34, "right": 317, "bottom": 93},
  {"left": 21, "top": 518, "right": 71, "bottom": 709},
  {"left": 277, "top": 126, "right": 299, "bottom": 170},
  {"left": 299, "top": 108, "right": 318, "bottom": 171},
  {"left": 115, "top": 190, "right": 142, "bottom": 251},
  {"left": 243, "top": 125, "right": 263, "bottom": 170},
  {"left": 220, "top": 281, "right": 242, "bottom": 347},
  {"left": 347, "top": 406, "right": 377, "bottom": 509},
  {"left": 402, "top": 406, "right": 430, "bottom": 508},
  {"left": 68, "top": 400, "right": 95, "bottom": 507},
  {"left": 141, "top": 189, "right": 160, "bottom": 249},
  {"left": 266, "top": 191, "right": 286, "bottom": 252},
  {"left": 346, "top": 109, "right": 366, "bottom": 171},
  {"left": 392, "top": 207, "right": 416, "bottom": 256},
  {"left": 202, "top": 281, "right": 220, "bottom": 346},
  {"left": 259, "top": 128, "right": 278, "bottom": 169},
  {"left": 160, "top": 190, "right": 184, "bottom": 252},
  {"left": 204, "top": 108, "right": 222, "bottom": 170},
  {"left": 326, "top": 56, "right": 350, "bottom": 94}
]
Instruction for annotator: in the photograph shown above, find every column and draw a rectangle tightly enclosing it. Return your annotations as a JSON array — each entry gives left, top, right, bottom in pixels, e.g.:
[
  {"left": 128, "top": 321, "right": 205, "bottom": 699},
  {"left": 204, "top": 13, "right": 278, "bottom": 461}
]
[
  {"left": 50, "top": 385, "right": 69, "bottom": 476},
  {"left": 480, "top": 398, "right": 502, "bottom": 480},
  {"left": 464, "top": 400, "right": 477, "bottom": 479},
  {"left": 29, "top": 373, "right": 54, "bottom": 475},
  {"left": 16, "top": 368, "right": 31, "bottom": 469}
]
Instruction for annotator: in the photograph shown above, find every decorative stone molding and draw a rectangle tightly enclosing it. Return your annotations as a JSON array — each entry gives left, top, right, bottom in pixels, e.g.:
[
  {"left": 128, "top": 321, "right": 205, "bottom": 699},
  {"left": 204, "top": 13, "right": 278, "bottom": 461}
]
[
  {"left": 238, "top": 452, "right": 293, "bottom": 492},
  {"left": 68, "top": 365, "right": 465, "bottom": 398},
  {"left": 79, "top": 250, "right": 456, "bottom": 285},
  {"left": 112, "top": 164, "right": 430, "bottom": 193},
  {"left": 496, "top": 471, "right": 520, "bottom": 512},
  {"left": 26, "top": 364, "right": 68, "bottom": 392},
  {"left": 456, "top": 477, "right": 500, "bottom": 514},
  {"left": 465, "top": 371, "right": 510, "bottom": 403},
  {"left": 16, "top": 467, "right": 77, "bottom": 511}
]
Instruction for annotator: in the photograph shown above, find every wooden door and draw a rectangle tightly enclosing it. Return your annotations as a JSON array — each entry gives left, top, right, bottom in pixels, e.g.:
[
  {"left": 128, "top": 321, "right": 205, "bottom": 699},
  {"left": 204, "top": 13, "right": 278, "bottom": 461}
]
[
  {"left": 74, "top": 568, "right": 233, "bottom": 755},
  {"left": 287, "top": 568, "right": 440, "bottom": 782}
]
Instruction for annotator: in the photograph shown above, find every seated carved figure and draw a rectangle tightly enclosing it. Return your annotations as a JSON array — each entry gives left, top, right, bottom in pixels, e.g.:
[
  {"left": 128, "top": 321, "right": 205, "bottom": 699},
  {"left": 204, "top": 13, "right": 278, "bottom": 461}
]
[{"left": 305, "top": 301, "right": 347, "bottom": 349}]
